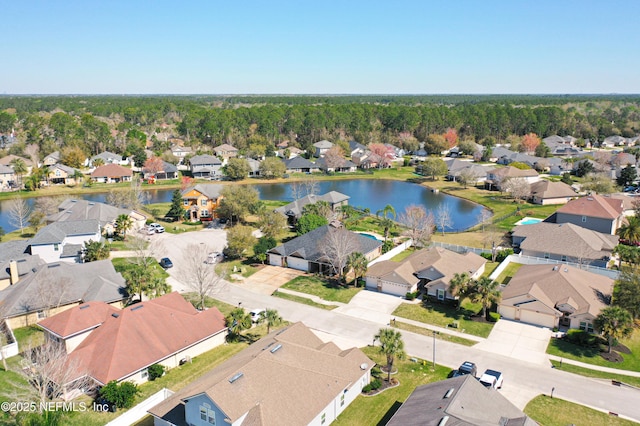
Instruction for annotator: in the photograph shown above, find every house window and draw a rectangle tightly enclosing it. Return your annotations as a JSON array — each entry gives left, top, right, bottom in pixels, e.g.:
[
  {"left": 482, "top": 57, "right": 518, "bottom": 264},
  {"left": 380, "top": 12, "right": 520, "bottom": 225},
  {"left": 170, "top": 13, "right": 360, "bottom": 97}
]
[
  {"left": 54, "top": 243, "right": 59, "bottom": 251},
  {"left": 208, "top": 409, "right": 216, "bottom": 425},
  {"left": 200, "top": 404, "right": 215, "bottom": 424},
  {"left": 321, "top": 413, "right": 326, "bottom": 424},
  {"left": 141, "top": 369, "right": 148, "bottom": 380},
  {"left": 581, "top": 216, "right": 587, "bottom": 222},
  {"left": 340, "top": 393, "right": 345, "bottom": 407},
  {"left": 200, "top": 406, "right": 207, "bottom": 421},
  {"left": 544, "top": 252, "right": 550, "bottom": 259},
  {"left": 561, "top": 255, "right": 567, "bottom": 262},
  {"left": 183, "top": 200, "right": 188, "bottom": 206},
  {"left": 579, "top": 321, "right": 594, "bottom": 333},
  {"left": 37, "top": 310, "right": 46, "bottom": 320},
  {"left": 201, "top": 199, "right": 207, "bottom": 206},
  {"left": 201, "top": 210, "right": 210, "bottom": 217},
  {"left": 437, "top": 289, "right": 445, "bottom": 301}
]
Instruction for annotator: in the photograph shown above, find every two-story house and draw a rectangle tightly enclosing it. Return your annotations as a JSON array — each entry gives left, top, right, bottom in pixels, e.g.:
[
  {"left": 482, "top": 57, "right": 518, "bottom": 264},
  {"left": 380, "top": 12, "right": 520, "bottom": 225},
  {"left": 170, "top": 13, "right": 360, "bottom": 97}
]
[
  {"left": 181, "top": 184, "right": 224, "bottom": 221},
  {"left": 552, "top": 194, "right": 625, "bottom": 235},
  {"left": 213, "top": 144, "right": 239, "bottom": 160},
  {"left": 46, "top": 164, "right": 80, "bottom": 185},
  {"left": 313, "top": 140, "right": 334, "bottom": 157},
  {"left": 28, "top": 219, "right": 101, "bottom": 263},
  {"left": 190, "top": 155, "right": 223, "bottom": 179}
]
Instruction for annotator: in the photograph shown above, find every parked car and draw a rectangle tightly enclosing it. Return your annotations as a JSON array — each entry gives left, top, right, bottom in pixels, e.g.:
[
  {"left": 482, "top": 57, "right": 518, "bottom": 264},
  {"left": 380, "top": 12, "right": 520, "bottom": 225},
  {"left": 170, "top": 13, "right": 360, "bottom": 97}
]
[
  {"left": 205, "top": 252, "right": 223, "bottom": 264},
  {"left": 452, "top": 361, "right": 477, "bottom": 378},
  {"left": 148, "top": 223, "right": 165, "bottom": 233},
  {"left": 250, "top": 309, "right": 265, "bottom": 323},
  {"left": 159, "top": 257, "right": 173, "bottom": 269},
  {"left": 479, "top": 369, "right": 504, "bottom": 389}
]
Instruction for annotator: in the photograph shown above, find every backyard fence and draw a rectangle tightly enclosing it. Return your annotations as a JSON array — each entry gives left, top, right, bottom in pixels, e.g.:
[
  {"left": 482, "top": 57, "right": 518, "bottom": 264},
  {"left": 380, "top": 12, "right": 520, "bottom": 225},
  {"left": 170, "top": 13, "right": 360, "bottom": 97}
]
[
  {"left": 430, "top": 241, "right": 491, "bottom": 256},
  {"left": 490, "top": 254, "right": 620, "bottom": 280},
  {"left": 105, "top": 388, "right": 174, "bottom": 426},
  {"left": 0, "top": 322, "right": 19, "bottom": 360},
  {"left": 368, "top": 239, "right": 413, "bottom": 266}
]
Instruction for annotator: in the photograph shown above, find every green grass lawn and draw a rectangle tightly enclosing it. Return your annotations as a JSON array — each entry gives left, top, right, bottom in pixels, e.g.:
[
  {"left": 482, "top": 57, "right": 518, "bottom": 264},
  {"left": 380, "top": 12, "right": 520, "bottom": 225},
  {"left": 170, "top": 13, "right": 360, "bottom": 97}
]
[
  {"left": 181, "top": 293, "right": 237, "bottom": 316},
  {"left": 546, "top": 330, "right": 640, "bottom": 372},
  {"left": 272, "top": 290, "right": 338, "bottom": 310},
  {"left": 391, "top": 322, "right": 477, "bottom": 346},
  {"left": 281, "top": 275, "right": 361, "bottom": 304},
  {"left": 111, "top": 257, "right": 170, "bottom": 280},
  {"left": 11, "top": 325, "right": 44, "bottom": 349},
  {"left": 481, "top": 261, "right": 500, "bottom": 277},
  {"left": 334, "top": 346, "right": 450, "bottom": 426},
  {"left": 390, "top": 247, "right": 417, "bottom": 262},
  {"left": 495, "top": 262, "right": 523, "bottom": 284},
  {"left": 550, "top": 360, "right": 640, "bottom": 388},
  {"left": 215, "top": 259, "right": 259, "bottom": 281},
  {"left": 524, "top": 395, "right": 637, "bottom": 426},
  {"left": 392, "top": 301, "right": 495, "bottom": 338}
]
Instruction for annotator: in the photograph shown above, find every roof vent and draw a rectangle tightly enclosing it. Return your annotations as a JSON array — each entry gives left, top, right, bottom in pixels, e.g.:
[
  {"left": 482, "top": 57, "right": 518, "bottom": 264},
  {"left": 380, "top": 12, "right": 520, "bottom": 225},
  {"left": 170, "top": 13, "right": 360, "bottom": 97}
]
[
  {"left": 229, "top": 372, "right": 244, "bottom": 383},
  {"left": 111, "top": 313, "right": 119, "bottom": 318},
  {"left": 552, "top": 266, "right": 558, "bottom": 271},
  {"left": 438, "top": 416, "right": 449, "bottom": 426},
  {"left": 360, "top": 363, "right": 368, "bottom": 371},
  {"left": 131, "top": 305, "right": 144, "bottom": 312},
  {"left": 444, "top": 388, "right": 455, "bottom": 399},
  {"left": 270, "top": 344, "right": 282, "bottom": 353},
  {"left": 564, "top": 268, "right": 569, "bottom": 273},
  {"left": 48, "top": 263, "right": 60, "bottom": 268},
  {"left": 80, "top": 305, "right": 90, "bottom": 310}
]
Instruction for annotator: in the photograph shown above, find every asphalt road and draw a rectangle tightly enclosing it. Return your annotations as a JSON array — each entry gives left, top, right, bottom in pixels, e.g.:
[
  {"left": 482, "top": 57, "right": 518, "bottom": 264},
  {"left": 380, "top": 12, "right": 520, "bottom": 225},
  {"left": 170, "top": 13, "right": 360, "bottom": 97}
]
[{"left": 157, "top": 230, "right": 640, "bottom": 422}]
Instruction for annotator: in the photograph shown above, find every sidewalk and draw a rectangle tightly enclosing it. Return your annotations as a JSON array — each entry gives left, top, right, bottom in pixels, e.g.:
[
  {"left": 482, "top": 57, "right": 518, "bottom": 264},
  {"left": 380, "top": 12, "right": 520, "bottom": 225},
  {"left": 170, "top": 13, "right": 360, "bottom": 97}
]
[
  {"left": 394, "top": 317, "right": 486, "bottom": 343},
  {"left": 275, "top": 288, "right": 347, "bottom": 307},
  {"left": 548, "top": 355, "right": 640, "bottom": 378}
]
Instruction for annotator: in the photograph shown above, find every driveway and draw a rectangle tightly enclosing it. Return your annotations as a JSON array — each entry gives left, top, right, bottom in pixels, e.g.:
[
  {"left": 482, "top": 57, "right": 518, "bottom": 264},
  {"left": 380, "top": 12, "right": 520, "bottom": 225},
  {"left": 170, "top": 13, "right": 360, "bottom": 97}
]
[
  {"left": 474, "top": 319, "right": 552, "bottom": 365},
  {"left": 333, "top": 289, "right": 403, "bottom": 324},
  {"left": 242, "top": 266, "right": 307, "bottom": 295}
]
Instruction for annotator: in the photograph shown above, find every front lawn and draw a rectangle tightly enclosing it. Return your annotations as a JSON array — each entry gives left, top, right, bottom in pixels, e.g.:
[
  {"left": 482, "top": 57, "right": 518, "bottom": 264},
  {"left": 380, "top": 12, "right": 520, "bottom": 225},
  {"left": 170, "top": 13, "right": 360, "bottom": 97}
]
[
  {"left": 272, "top": 290, "right": 338, "bottom": 310},
  {"left": 281, "top": 275, "right": 361, "bottom": 304},
  {"left": 392, "top": 301, "right": 495, "bottom": 338},
  {"left": 215, "top": 259, "right": 259, "bottom": 281},
  {"left": 334, "top": 346, "right": 450, "bottom": 426},
  {"left": 391, "top": 322, "right": 477, "bottom": 346},
  {"left": 550, "top": 360, "right": 640, "bottom": 388},
  {"left": 524, "top": 395, "right": 637, "bottom": 426},
  {"left": 547, "top": 329, "right": 640, "bottom": 372}
]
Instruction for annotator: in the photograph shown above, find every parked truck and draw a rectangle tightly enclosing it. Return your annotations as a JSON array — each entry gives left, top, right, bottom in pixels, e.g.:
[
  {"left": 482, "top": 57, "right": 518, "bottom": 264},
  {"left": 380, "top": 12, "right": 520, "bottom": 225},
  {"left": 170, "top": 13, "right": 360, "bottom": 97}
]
[{"left": 479, "top": 369, "right": 504, "bottom": 389}]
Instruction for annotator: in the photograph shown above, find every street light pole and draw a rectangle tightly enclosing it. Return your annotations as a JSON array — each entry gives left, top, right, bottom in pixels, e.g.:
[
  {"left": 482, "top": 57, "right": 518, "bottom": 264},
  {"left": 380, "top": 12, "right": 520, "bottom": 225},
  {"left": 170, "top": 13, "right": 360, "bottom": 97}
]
[{"left": 432, "top": 330, "right": 436, "bottom": 370}]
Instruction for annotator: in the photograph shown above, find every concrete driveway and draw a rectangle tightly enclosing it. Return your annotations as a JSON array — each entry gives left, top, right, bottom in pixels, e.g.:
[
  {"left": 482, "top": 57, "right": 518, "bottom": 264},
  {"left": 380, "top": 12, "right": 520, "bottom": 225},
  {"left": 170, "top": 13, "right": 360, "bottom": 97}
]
[
  {"left": 334, "top": 289, "right": 403, "bottom": 324},
  {"left": 474, "top": 319, "right": 552, "bottom": 365},
  {"left": 242, "top": 266, "right": 307, "bottom": 295}
]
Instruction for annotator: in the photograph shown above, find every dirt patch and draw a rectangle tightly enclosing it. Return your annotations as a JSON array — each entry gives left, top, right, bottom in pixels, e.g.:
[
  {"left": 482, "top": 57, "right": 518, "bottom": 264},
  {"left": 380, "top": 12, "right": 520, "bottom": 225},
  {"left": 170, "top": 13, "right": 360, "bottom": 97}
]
[
  {"left": 600, "top": 351, "right": 624, "bottom": 363},
  {"left": 612, "top": 344, "right": 631, "bottom": 354},
  {"left": 362, "top": 378, "right": 400, "bottom": 396}
]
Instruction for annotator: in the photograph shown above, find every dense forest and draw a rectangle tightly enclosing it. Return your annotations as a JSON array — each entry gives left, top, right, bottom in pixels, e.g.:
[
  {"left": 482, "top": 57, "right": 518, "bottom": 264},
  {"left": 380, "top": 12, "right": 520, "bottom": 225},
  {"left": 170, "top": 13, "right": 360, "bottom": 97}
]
[{"left": 0, "top": 95, "right": 639, "bottom": 161}]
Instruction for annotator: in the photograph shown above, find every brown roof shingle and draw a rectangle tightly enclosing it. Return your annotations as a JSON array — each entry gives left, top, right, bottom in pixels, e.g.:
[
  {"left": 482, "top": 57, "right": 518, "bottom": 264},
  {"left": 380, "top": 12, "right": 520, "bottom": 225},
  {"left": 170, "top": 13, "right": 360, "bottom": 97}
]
[
  {"left": 556, "top": 194, "right": 623, "bottom": 220},
  {"left": 91, "top": 163, "right": 133, "bottom": 178}
]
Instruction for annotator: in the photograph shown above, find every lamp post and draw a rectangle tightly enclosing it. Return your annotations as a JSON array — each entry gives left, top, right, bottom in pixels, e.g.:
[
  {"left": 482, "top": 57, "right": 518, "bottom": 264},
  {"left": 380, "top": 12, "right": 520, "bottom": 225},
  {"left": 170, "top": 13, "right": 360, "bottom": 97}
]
[{"left": 432, "top": 330, "right": 436, "bottom": 370}]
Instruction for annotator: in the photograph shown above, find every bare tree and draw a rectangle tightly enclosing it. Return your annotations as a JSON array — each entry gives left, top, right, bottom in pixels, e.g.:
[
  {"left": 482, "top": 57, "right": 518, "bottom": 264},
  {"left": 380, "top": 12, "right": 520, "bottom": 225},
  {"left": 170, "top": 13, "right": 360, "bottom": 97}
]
[
  {"left": 19, "top": 342, "right": 94, "bottom": 404},
  {"left": 303, "top": 176, "right": 319, "bottom": 196},
  {"left": 24, "top": 143, "right": 40, "bottom": 166},
  {"left": 483, "top": 226, "right": 507, "bottom": 261},
  {"left": 126, "top": 236, "right": 164, "bottom": 270},
  {"left": 502, "top": 177, "right": 531, "bottom": 203},
  {"left": 290, "top": 180, "right": 305, "bottom": 200},
  {"left": 477, "top": 209, "right": 493, "bottom": 232},
  {"left": 436, "top": 205, "right": 452, "bottom": 236},
  {"left": 323, "top": 146, "right": 346, "bottom": 171},
  {"left": 8, "top": 198, "right": 32, "bottom": 235},
  {"left": 34, "top": 196, "right": 70, "bottom": 217},
  {"left": 181, "top": 244, "right": 228, "bottom": 309},
  {"left": 398, "top": 205, "right": 435, "bottom": 247},
  {"left": 457, "top": 168, "right": 481, "bottom": 188},
  {"left": 36, "top": 270, "right": 70, "bottom": 320},
  {"left": 106, "top": 176, "right": 149, "bottom": 210},
  {"left": 321, "top": 227, "right": 359, "bottom": 283}
]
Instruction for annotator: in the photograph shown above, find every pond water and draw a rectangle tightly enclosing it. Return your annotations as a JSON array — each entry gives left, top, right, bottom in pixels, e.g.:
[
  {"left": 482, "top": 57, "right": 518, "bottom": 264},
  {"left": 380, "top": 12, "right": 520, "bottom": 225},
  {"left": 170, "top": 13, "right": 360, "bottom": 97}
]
[{"left": 0, "top": 180, "right": 488, "bottom": 234}]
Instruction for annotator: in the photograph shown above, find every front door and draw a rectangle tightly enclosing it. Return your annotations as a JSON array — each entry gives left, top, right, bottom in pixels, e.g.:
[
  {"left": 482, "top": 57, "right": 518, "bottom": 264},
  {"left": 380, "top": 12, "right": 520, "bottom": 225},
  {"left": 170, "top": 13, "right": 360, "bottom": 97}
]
[{"left": 377, "top": 279, "right": 382, "bottom": 292}]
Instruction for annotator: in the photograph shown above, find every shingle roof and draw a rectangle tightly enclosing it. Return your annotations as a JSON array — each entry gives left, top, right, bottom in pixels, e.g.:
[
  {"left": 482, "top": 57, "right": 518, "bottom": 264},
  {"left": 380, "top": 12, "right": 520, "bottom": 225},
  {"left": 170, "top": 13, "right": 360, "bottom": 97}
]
[
  {"left": 47, "top": 199, "right": 138, "bottom": 227},
  {"left": 0, "top": 260, "right": 127, "bottom": 319},
  {"left": 149, "top": 322, "right": 373, "bottom": 426},
  {"left": 92, "top": 151, "right": 122, "bottom": 162},
  {"left": 0, "top": 255, "right": 44, "bottom": 282},
  {"left": 313, "top": 140, "right": 333, "bottom": 148},
  {"left": 269, "top": 224, "right": 381, "bottom": 261},
  {"left": 0, "top": 155, "right": 34, "bottom": 167},
  {"left": 501, "top": 264, "right": 613, "bottom": 318},
  {"left": 491, "top": 166, "right": 539, "bottom": 179},
  {"left": 38, "top": 300, "right": 119, "bottom": 339},
  {"left": 513, "top": 222, "right": 618, "bottom": 260},
  {"left": 0, "top": 240, "right": 31, "bottom": 262},
  {"left": 387, "top": 375, "right": 535, "bottom": 426},
  {"left": 60, "top": 292, "right": 227, "bottom": 384},
  {"left": 181, "top": 184, "right": 223, "bottom": 200},
  {"left": 91, "top": 164, "right": 133, "bottom": 178},
  {"left": 315, "top": 157, "right": 356, "bottom": 169},
  {"left": 0, "top": 164, "right": 15, "bottom": 174},
  {"left": 556, "top": 194, "right": 623, "bottom": 220},
  {"left": 530, "top": 180, "right": 576, "bottom": 199},
  {"left": 274, "top": 191, "right": 350, "bottom": 218},
  {"left": 283, "top": 156, "right": 315, "bottom": 169},
  {"left": 30, "top": 220, "right": 100, "bottom": 246},
  {"left": 190, "top": 154, "right": 222, "bottom": 166},
  {"left": 213, "top": 144, "right": 238, "bottom": 153}
]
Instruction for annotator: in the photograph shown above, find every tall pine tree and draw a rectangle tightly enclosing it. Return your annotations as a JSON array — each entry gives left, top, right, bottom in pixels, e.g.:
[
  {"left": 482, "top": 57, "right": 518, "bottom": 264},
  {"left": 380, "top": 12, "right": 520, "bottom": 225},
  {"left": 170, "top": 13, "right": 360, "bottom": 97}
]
[{"left": 166, "top": 189, "right": 185, "bottom": 220}]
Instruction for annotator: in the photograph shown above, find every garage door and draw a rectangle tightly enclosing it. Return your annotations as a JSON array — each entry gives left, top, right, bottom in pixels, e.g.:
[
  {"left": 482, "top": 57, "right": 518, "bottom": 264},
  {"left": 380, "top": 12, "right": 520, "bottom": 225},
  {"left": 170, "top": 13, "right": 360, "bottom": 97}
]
[
  {"left": 287, "top": 257, "right": 309, "bottom": 272},
  {"left": 269, "top": 254, "right": 283, "bottom": 267},
  {"left": 520, "top": 310, "right": 556, "bottom": 328},
  {"left": 498, "top": 305, "right": 516, "bottom": 321}
]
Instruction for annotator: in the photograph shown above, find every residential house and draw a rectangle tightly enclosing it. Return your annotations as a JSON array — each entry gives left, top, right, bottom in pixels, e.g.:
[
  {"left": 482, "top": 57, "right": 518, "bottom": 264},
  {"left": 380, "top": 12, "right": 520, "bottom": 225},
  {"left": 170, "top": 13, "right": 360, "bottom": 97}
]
[
  {"left": 348, "top": 140, "right": 368, "bottom": 157},
  {"left": 28, "top": 219, "right": 101, "bottom": 263},
  {"left": 512, "top": 222, "right": 618, "bottom": 268},
  {"left": 484, "top": 166, "right": 539, "bottom": 191},
  {"left": 247, "top": 158, "right": 261, "bottom": 177},
  {"left": 365, "top": 247, "right": 486, "bottom": 298},
  {"left": 189, "top": 154, "right": 223, "bottom": 179},
  {"left": 498, "top": 264, "right": 613, "bottom": 330},
  {"left": 38, "top": 292, "right": 227, "bottom": 385},
  {"left": 43, "top": 151, "right": 61, "bottom": 166},
  {"left": 213, "top": 144, "right": 239, "bottom": 160},
  {"left": 143, "top": 161, "right": 178, "bottom": 180},
  {"left": 91, "top": 164, "right": 133, "bottom": 183},
  {"left": 170, "top": 145, "right": 192, "bottom": 162},
  {"left": 46, "top": 199, "right": 147, "bottom": 236},
  {"left": 89, "top": 151, "right": 128, "bottom": 167},
  {"left": 0, "top": 259, "right": 127, "bottom": 329},
  {"left": 444, "top": 158, "right": 492, "bottom": 183},
  {"left": 148, "top": 322, "right": 373, "bottom": 426},
  {"left": 529, "top": 180, "right": 576, "bottom": 205},
  {"left": 0, "top": 164, "right": 16, "bottom": 190},
  {"left": 181, "top": 184, "right": 223, "bottom": 221},
  {"left": 46, "top": 164, "right": 80, "bottom": 185},
  {"left": 387, "top": 375, "right": 536, "bottom": 426},
  {"left": 551, "top": 194, "right": 624, "bottom": 235},
  {"left": 274, "top": 192, "right": 350, "bottom": 222},
  {"left": 315, "top": 157, "right": 357, "bottom": 173},
  {"left": 277, "top": 146, "right": 304, "bottom": 159},
  {"left": 282, "top": 156, "right": 319, "bottom": 174},
  {"left": 384, "top": 143, "right": 406, "bottom": 158},
  {"left": 0, "top": 243, "right": 42, "bottom": 290},
  {"left": 268, "top": 224, "right": 382, "bottom": 274},
  {"left": 604, "top": 194, "right": 635, "bottom": 217},
  {"left": 313, "top": 140, "right": 334, "bottom": 157},
  {"left": 0, "top": 155, "right": 35, "bottom": 175},
  {"left": 603, "top": 135, "right": 627, "bottom": 147}
]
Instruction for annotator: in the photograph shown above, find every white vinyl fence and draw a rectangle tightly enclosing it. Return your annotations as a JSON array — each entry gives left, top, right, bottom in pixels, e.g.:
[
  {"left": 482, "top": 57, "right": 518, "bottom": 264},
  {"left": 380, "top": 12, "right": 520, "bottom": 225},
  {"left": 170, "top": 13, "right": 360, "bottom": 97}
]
[{"left": 105, "top": 388, "right": 174, "bottom": 426}]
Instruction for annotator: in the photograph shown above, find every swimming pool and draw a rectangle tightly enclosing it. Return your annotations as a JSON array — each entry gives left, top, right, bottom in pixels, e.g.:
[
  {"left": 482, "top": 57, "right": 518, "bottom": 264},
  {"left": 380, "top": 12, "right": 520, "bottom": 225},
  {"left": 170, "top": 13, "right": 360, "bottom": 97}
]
[
  {"left": 515, "top": 217, "right": 543, "bottom": 226},
  {"left": 359, "top": 232, "right": 383, "bottom": 241}
]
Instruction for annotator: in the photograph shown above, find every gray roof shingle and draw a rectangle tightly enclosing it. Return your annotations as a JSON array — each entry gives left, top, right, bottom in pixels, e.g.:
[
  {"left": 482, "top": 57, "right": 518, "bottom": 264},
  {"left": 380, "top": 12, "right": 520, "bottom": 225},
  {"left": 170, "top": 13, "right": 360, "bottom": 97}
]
[{"left": 30, "top": 220, "right": 100, "bottom": 246}]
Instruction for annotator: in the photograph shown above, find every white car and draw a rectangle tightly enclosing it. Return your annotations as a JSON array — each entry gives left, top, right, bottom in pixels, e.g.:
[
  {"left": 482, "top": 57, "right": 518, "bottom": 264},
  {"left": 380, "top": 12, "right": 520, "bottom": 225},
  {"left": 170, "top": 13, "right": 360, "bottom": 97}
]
[
  {"left": 250, "top": 309, "right": 265, "bottom": 323},
  {"left": 147, "top": 223, "right": 165, "bottom": 234},
  {"left": 479, "top": 369, "right": 504, "bottom": 389},
  {"left": 205, "top": 252, "right": 223, "bottom": 264}
]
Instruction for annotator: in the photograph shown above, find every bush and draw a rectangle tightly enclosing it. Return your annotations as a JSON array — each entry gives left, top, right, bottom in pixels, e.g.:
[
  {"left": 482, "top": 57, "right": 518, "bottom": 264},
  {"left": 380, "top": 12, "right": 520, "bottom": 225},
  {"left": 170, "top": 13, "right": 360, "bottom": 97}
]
[
  {"left": 565, "top": 330, "right": 600, "bottom": 348},
  {"left": 99, "top": 381, "right": 140, "bottom": 409},
  {"left": 371, "top": 366, "right": 382, "bottom": 377},
  {"left": 362, "top": 384, "right": 372, "bottom": 393},
  {"left": 382, "top": 240, "right": 394, "bottom": 254},
  {"left": 488, "top": 312, "right": 500, "bottom": 322},
  {"left": 405, "top": 291, "right": 418, "bottom": 300},
  {"left": 148, "top": 364, "right": 165, "bottom": 381},
  {"left": 370, "top": 379, "right": 382, "bottom": 390},
  {"left": 480, "top": 249, "right": 514, "bottom": 263}
]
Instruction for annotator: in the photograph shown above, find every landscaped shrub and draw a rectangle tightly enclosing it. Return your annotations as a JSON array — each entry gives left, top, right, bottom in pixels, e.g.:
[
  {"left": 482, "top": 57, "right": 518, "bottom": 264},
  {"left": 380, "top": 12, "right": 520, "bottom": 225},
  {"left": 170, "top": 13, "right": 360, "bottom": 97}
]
[
  {"left": 382, "top": 240, "right": 394, "bottom": 254},
  {"left": 480, "top": 249, "right": 514, "bottom": 263},
  {"left": 362, "top": 384, "right": 372, "bottom": 393},
  {"left": 565, "top": 330, "right": 600, "bottom": 348},
  {"left": 488, "top": 312, "right": 500, "bottom": 322},
  {"left": 148, "top": 364, "right": 165, "bottom": 381},
  {"left": 405, "top": 291, "right": 418, "bottom": 300},
  {"left": 371, "top": 366, "right": 382, "bottom": 377},
  {"left": 99, "top": 380, "right": 139, "bottom": 409},
  {"left": 370, "top": 379, "right": 382, "bottom": 390}
]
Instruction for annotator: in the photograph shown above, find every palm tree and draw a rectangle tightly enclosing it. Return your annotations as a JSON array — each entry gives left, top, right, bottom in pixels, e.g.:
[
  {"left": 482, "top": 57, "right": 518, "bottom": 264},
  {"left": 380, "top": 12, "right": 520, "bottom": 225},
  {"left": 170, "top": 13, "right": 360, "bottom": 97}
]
[
  {"left": 115, "top": 214, "right": 133, "bottom": 241},
  {"left": 470, "top": 277, "right": 502, "bottom": 320},
  {"left": 595, "top": 306, "right": 634, "bottom": 353},
  {"left": 258, "top": 309, "right": 283, "bottom": 334},
  {"left": 448, "top": 272, "right": 472, "bottom": 311},
  {"left": 10, "top": 158, "right": 27, "bottom": 188},
  {"left": 226, "top": 308, "right": 252, "bottom": 339},
  {"left": 617, "top": 216, "right": 640, "bottom": 245},
  {"left": 72, "top": 169, "right": 84, "bottom": 186},
  {"left": 347, "top": 252, "right": 368, "bottom": 285},
  {"left": 376, "top": 204, "right": 396, "bottom": 241},
  {"left": 375, "top": 328, "right": 406, "bottom": 382}
]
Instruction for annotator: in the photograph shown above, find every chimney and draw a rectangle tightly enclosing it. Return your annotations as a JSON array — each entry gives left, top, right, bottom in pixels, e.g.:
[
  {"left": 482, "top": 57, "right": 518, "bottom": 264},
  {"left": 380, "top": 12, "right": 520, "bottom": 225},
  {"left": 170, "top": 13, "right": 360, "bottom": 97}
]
[{"left": 9, "top": 260, "right": 19, "bottom": 285}]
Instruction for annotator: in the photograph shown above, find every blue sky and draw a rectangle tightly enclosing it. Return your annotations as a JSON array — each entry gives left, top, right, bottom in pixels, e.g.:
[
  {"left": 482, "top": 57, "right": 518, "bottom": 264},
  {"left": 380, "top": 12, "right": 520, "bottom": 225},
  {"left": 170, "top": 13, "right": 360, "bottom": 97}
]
[{"left": 2, "top": 0, "right": 639, "bottom": 94}]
